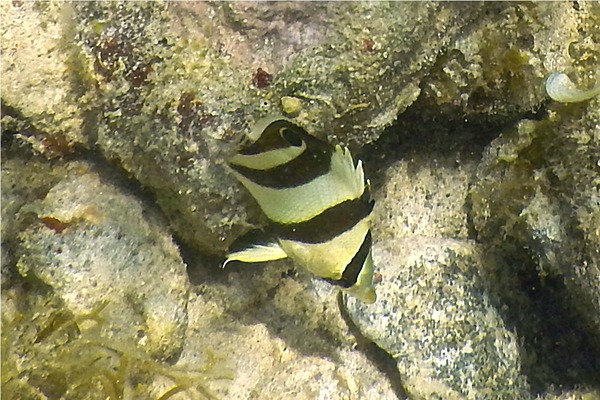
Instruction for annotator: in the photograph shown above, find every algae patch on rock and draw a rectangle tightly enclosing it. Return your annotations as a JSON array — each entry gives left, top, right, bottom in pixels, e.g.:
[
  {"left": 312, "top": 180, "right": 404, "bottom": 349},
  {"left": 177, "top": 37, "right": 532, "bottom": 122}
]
[
  {"left": 2, "top": 160, "right": 228, "bottom": 399},
  {"left": 1, "top": 286, "right": 227, "bottom": 400},
  {"left": 3, "top": 2, "right": 600, "bottom": 399}
]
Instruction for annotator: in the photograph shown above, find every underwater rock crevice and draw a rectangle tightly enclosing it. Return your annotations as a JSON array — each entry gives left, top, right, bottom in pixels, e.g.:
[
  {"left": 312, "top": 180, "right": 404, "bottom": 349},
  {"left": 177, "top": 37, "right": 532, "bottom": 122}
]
[
  {"left": 361, "top": 94, "right": 549, "bottom": 198},
  {"left": 480, "top": 246, "right": 600, "bottom": 394}
]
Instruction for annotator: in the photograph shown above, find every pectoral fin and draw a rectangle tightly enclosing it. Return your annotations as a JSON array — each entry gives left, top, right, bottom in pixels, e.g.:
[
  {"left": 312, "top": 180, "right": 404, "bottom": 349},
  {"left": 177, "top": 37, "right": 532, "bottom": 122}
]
[{"left": 223, "top": 229, "right": 288, "bottom": 267}]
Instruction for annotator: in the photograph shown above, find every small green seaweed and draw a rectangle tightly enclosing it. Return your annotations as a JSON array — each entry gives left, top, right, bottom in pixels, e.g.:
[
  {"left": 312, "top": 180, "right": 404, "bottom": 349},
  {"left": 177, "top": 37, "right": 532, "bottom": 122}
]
[{"left": 1, "top": 284, "right": 232, "bottom": 400}]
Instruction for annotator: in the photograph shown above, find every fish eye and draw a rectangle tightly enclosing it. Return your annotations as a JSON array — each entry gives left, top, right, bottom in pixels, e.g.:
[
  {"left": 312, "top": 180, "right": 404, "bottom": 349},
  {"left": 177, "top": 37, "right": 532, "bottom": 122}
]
[{"left": 280, "top": 128, "right": 303, "bottom": 147}]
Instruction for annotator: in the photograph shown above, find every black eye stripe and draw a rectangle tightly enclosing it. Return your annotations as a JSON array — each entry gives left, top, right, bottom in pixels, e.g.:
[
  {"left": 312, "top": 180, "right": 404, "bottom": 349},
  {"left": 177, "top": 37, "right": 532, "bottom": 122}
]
[
  {"left": 239, "top": 120, "right": 307, "bottom": 155},
  {"left": 230, "top": 121, "right": 333, "bottom": 188},
  {"left": 280, "top": 127, "right": 303, "bottom": 147}
]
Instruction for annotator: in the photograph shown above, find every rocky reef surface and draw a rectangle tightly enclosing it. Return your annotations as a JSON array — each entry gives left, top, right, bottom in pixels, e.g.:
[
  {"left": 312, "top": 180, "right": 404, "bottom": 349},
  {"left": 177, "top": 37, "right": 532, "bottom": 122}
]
[{"left": 2, "top": 2, "right": 599, "bottom": 399}]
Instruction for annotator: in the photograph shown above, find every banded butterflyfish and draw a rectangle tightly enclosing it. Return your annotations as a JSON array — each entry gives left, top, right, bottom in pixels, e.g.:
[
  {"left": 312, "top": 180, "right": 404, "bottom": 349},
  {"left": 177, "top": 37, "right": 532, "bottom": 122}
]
[{"left": 224, "top": 118, "right": 377, "bottom": 303}]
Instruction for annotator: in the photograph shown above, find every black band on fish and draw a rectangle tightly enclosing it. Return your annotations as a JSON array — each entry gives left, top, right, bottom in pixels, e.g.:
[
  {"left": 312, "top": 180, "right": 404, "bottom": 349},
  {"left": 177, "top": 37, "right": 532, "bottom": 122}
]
[
  {"left": 239, "top": 120, "right": 306, "bottom": 155},
  {"left": 325, "top": 231, "right": 372, "bottom": 288},
  {"left": 270, "top": 190, "right": 374, "bottom": 243},
  {"left": 230, "top": 141, "right": 333, "bottom": 188},
  {"left": 227, "top": 118, "right": 378, "bottom": 303},
  {"left": 232, "top": 119, "right": 334, "bottom": 188}
]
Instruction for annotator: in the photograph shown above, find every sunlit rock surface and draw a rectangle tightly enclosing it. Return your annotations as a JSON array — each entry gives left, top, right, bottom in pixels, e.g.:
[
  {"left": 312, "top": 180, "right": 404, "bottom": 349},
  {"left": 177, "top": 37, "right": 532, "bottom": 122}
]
[
  {"left": 14, "top": 162, "right": 190, "bottom": 360},
  {"left": 345, "top": 238, "right": 531, "bottom": 399}
]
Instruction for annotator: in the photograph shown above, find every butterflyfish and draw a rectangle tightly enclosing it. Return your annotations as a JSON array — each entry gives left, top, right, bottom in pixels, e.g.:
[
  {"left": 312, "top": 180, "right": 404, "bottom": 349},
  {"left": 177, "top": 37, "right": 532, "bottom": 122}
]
[{"left": 224, "top": 118, "right": 377, "bottom": 303}]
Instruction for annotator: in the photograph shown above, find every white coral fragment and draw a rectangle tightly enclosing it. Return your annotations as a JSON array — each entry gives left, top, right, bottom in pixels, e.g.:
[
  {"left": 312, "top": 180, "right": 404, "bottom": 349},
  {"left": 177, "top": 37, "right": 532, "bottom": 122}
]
[{"left": 545, "top": 72, "right": 600, "bottom": 103}]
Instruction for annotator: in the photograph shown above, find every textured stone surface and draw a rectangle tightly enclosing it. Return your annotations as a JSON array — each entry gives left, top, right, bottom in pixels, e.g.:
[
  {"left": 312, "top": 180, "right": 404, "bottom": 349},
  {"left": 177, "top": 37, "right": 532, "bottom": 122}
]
[
  {"left": 345, "top": 238, "right": 531, "bottom": 400},
  {"left": 1, "top": 156, "right": 67, "bottom": 286},
  {"left": 1, "top": 2, "right": 89, "bottom": 155},
  {"left": 2, "top": 2, "right": 600, "bottom": 399},
  {"left": 178, "top": 282, "right": 398, "bottom": 399},
  {"left": 2, "top": 1, "right": 484, "bottom": 254},
  {"left": 345, "top": 141, "right": 532, "bottom": 399},
  {"left": 469, "top": 99, "right": 600, "bottom": 392},
  {"left": 3, "top": 2, "right": 598, "bottom": 255},
  {"left": 373, "top": 154, "right": 474, "bottom": 241},
  {"left": 15, "top": 163, "right": 190, "bottom": 360}
]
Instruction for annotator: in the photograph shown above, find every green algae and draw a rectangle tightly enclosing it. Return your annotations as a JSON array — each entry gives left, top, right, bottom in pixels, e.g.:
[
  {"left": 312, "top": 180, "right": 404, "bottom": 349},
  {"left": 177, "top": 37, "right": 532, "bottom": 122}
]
[{"left": 1, "top": 284, "right": 230, "bottom": 400}]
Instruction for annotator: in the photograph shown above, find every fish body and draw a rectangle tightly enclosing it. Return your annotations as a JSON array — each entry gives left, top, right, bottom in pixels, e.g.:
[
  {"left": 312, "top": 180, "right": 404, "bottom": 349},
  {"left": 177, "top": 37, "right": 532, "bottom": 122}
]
[{"left": 224, "top": 118, "right": 377, "bottom": 303}]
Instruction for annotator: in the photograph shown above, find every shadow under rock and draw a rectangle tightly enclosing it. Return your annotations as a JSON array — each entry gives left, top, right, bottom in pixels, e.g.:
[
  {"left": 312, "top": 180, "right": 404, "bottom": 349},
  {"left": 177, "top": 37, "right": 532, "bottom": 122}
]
[
  {"left": 338, "top": 292, "right": 408, "bottom": 400},
  {"left": 182, "top": 243, "right": 347, "bottom": 362},
  {"left": 482, "top": 247, "right": 600, "bottom": 394},
  {"left": 358, "top": 96, "right": 548, "bottom": 193}
]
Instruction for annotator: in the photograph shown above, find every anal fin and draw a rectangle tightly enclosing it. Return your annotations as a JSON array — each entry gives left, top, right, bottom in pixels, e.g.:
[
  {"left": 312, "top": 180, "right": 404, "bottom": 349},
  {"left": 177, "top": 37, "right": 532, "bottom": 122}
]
[{"left": 223, "top": 229, "right": 288, "bottom": 267}]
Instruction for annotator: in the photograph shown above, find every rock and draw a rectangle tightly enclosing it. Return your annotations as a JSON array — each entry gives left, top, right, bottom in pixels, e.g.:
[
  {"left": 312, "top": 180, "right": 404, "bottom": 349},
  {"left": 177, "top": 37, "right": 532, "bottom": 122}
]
[
  {"left": 373, "top": 153, "right": 474, "bottom": 241},
  {"left": 345, "top": 238, "right": 531, "bottom": 400},
  {"left": 540, "top": 388, "right": 600, "bottom": 400},
  {"left": 418, "top": 2, "right": 600, "bottom": 124},
  {"left": 3, "top": 154, "right": 399, "bottom": 398},
  {"left": 469, "top": 96, "right": 600, "bottom": 390},
  {"left": 2, "top": 1, "right": 484, "bottom": 254},
  {"left": 3, "top": 2, "right": 598, "bottom": 255},
  {"left": 1, "top": 2, "right": 89, "bottom": 155},
  {"left": 1, "top": 156, "right": 69, "bottom": 287},
  {"left": 15, "top": 162, "right": 189, "bottom": 360},
  {"left": 344, "top": 145, "right": 531, "bottom": 398},
  {"left": 3, "top": 2, "right": 600, "bottom": 398},
  {"left": 179, "top": 262, "right": 399, "bottom": 399}
]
